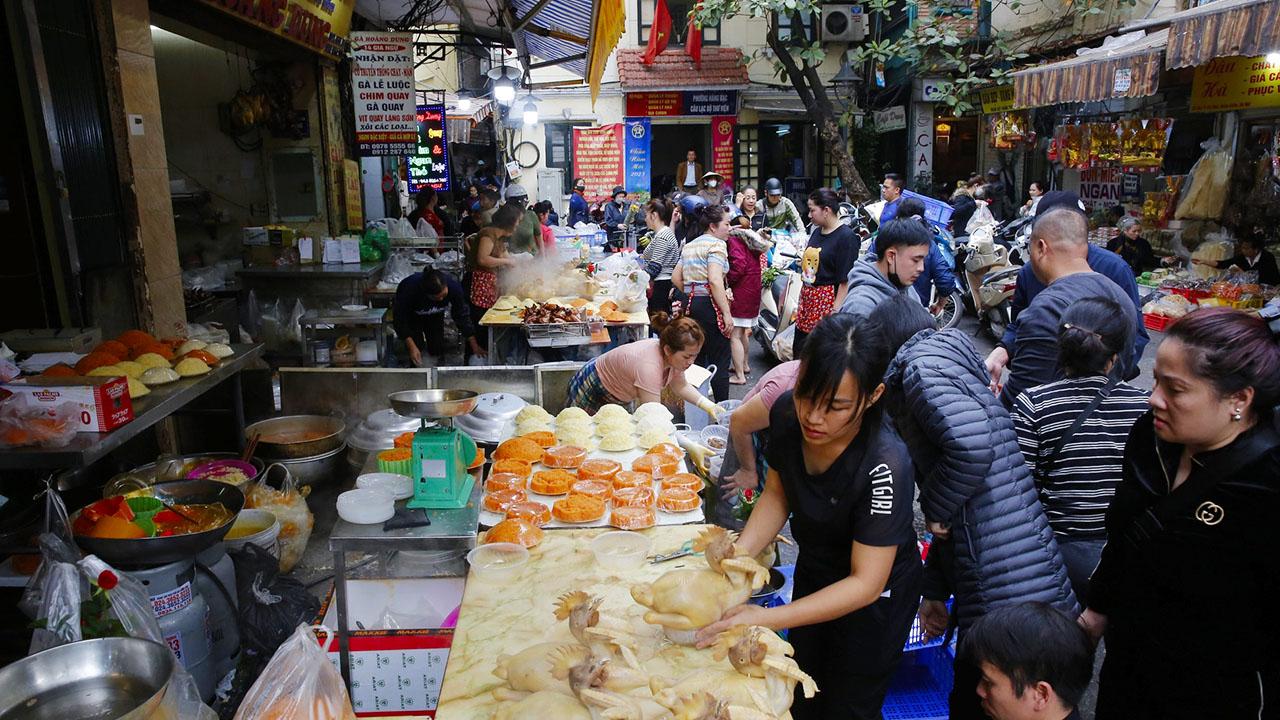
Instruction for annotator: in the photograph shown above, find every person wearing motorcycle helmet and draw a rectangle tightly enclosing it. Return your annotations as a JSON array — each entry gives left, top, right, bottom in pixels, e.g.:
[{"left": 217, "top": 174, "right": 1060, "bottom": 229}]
[
  {"left": 502, "top": 183, "right": 543, "bottom": 256},
  {"left": 675, "top": 192, "right": 709, "bottom": 243},
  {"left": 698, "top": 171, "right": 725, "bottom": 207},
  {"left": 568, "top": 177, "right": 590, "bottom": 227},
  {"left": 762, "top": 177, "right": 804, "bottom": 233},
  {"left": 603, "top": 186, "right": 630, "bottom": 250}
]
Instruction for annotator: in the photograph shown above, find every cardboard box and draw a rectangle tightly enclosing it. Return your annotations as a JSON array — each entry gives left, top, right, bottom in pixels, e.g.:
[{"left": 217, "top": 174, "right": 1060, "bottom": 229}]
[
  {"left": 4, "top": 376, "right": 134, "bottom": 432},
  {"left": 314, "top": 578, "right": 464, "bottom": 717},
  {"left": 0, "top": 328, "right": 102, "bottom": 354}
]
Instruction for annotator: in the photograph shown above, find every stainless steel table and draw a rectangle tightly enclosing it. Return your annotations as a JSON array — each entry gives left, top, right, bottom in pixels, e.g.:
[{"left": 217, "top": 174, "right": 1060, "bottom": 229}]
[
  {"left": 298, "top": 307, "right": 389, "bottom": 367},
  {"left": 326, "top": 453, "right": 481, "bottom": 687},
  {"left": 0, "top": 343, "right": 263, "bottom": 469}
]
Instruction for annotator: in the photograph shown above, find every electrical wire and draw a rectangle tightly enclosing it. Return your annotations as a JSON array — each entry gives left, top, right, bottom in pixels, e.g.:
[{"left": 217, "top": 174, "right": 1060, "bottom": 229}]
[{"left": 166, "top": 161, "right": 255, "bottom": 212}]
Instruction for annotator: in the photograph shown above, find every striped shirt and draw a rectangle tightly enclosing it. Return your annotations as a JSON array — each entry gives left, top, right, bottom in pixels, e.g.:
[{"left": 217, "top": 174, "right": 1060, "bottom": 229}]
[
  {"left": 642, "top": 226, "right": 680, "bottom": 281},
  {"left": 1012, "top": 376, "right": 1150, "bottom": 539},
  {"left": 678, "top": 233, "right": 729, "bottom": 293}
]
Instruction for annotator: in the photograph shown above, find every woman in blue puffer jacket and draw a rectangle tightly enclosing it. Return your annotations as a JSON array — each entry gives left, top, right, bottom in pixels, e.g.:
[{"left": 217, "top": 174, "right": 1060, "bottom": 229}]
[{"left": 867, "top": 293, "right": 1077, "bottom": 719}]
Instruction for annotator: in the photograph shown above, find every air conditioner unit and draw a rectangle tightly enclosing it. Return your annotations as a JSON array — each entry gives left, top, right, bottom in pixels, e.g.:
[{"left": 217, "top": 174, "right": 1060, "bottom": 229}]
[{"left": 821, "top": 4, "right": 869, "bottom": 43}]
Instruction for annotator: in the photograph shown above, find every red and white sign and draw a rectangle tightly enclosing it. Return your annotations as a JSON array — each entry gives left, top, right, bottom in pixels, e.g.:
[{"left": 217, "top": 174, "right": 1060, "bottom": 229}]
[
  {"left": 711, "top": 115, "right": 736, "bottom": 190},
  {"left": 350, "top": 31, "right": 416, "bottom": 156},
  {"left": 572, "top": 124, "right": 626, "bottom": 202},
  {"left": 3, "top": 376, "right": 134, "bottom": 432}
]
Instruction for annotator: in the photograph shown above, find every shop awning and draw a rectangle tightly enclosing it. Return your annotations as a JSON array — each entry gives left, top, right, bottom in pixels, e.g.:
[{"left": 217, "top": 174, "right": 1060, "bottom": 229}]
[
  {"left": 1012, "top": 29, "right": 1167, "bottom": 108},
  {"left": 1162, "top": 0, "right": 1280, "bottom": 69},
  {"left": 506, "top": 0, "right": 592, "bottom": 77}
]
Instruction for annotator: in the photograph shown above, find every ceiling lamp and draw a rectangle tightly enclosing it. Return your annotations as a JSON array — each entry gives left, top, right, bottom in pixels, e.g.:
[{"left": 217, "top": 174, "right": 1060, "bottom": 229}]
[
  {"left": 487, "top": 65, "right": 519, "bottom": 105},
  {"left": 455, "top": 90, "right": 473, "bottom": 112},
  {"left": 522, "top": 99, "right": 539, "bottom": 125}
]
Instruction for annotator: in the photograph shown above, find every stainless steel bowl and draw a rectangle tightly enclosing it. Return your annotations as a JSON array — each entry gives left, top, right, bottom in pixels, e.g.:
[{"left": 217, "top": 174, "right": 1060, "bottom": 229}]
[
  {"left": 0, "top": 637, "right": 176, "bottom": 720},
  {"left": 263, "top": 444, "right": 348, "bottom": 487},
  {"left": 388, "top": 390, "right": 478, "bottom": 420},
  {"left": 246, "top": 415, "right": 346, "bottom": 460}
]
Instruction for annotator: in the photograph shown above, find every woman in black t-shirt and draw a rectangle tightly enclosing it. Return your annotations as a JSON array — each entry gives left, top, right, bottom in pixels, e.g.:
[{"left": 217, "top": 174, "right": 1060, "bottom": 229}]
[
  {"left": 695, "top": 313, "right": 923, "bottom": 720},
  {"left": 792, "top": 188, "right": 858, "bottom": 357}
]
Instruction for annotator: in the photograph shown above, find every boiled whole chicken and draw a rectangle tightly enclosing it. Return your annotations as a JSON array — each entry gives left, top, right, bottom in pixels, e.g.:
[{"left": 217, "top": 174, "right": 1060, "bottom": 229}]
[{"left": 630, "top": 528, "right": 769, "bottom": 644}]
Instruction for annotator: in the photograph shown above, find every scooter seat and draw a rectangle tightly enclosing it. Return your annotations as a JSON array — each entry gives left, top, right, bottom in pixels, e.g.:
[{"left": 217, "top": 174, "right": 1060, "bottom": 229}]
[{"left": 983, "top": 266, "right": 1021, "bottom": 285}]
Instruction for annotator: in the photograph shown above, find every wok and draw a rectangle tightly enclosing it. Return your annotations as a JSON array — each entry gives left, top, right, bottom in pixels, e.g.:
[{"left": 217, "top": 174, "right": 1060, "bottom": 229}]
[
  {"left": 246, "top": 414, "right": 346, "bottom": 459},
  {"left": 71, "top": 479, "right": 245, "bottom": 566},
  {"left": 0, "top": 637, "right": 176, "bottom": 720}
]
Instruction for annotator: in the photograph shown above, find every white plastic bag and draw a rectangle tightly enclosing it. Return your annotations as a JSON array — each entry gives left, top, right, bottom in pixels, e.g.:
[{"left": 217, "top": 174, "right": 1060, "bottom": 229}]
[
  {"left": 966, "top": 201, "right": 997, "bottom": 235},
  {"left": 247, "top": 465, "right": 314, "bottom": 572},
  {"left": 0, "top": 395, "right": 78, "bottom": 449},
  {"left": 382, "top": 252, "right": 416, "bottom": 286},
  {"left": 415, "top": 217, "right": 439, "bottom": 240},
  {"left": 1176, "top": 138, "right": 1234, "bottom": 221},
  {"left": 233, "top": 624, "right": 356, "bottom": 720}
]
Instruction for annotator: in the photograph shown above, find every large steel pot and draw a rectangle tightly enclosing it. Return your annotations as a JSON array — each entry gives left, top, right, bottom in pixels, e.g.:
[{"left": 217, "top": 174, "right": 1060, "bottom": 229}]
[
  {"left": 71, "top": 480, "right": 245, "bottom": 566},
  {"left": 263, "top": 444, "right": 348, "bottom": 487},
  {"left": 246, "top": 415, "right": 345, "bottom": 460},
  {"left": 104, "top": 453, "right": 265, "bottom": 497},
  {"left": 0, "top": 637, "right": 177, "bottom": 719}
]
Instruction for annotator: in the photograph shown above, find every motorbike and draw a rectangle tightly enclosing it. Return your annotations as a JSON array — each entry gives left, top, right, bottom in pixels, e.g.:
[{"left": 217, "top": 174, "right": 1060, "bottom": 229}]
[
  {"left": 927, "top": 226, "right": 965, "bottom": 330},
  {"left": 753, "top": 232, "right": 803, "bottom": 362},
  {"left": 994, "top": 214, "right": 1034, "bottom": 265},
  {"left": 952, "top": 226, "right": 1020, "bottom": 340}
]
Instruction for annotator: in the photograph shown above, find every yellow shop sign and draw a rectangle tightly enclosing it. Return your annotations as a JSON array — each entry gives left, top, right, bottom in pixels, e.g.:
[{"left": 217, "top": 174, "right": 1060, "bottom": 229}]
[
  {"left": 1190, "top": 55, "right": 1280, "bottom": 113},
  {"left": 979, "top": 85, "right": 1016, "bottom": 113}
]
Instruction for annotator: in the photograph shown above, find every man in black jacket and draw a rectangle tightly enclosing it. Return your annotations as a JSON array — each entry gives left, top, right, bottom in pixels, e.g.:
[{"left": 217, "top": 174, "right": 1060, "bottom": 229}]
[
  {"left": 393, "top": 269, "right": 483, "bottom": 365},
  {"left": 999, "top": 207, "right": 1136, "bottom": 408}
]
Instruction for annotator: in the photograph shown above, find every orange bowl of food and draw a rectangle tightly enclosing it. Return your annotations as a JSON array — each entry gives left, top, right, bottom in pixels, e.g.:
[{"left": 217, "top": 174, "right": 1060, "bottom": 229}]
[
  {"left": 505, "top": 501, "right": 552, "bottom": 527},
  {"left": 632, "top": 453, "right": 679, "bottom": 479},
  {"left": 543, "top": 444, "right": 588, "bottom": 469},
  {"left": 492, "top": 459, "right": 533, "bottom": 479},
  {"left": 552, "top": 494, "right": 605, "bottom": 524},
  {"left": 485, "top": 518, "right": 543, "bottom": 548},
  {"left": 657, "top": 486, "right": 700, "bottom": 513},
  {"left": 609, "top": 506, "right": 656, "bottom": 531},
  {"left": 495, "top": 437, "right": 544, "bottom": 462},
  {"left": 483, "top": 488, "right": 527, "bottom": 514},
  {"left": 611, "top": 470, "right": 651, "bottom": 491},
  {"left": 611, "top": 485, "right": 655, "bottom": 508},
  {"left": 578, "top": 459, "right": 622, "bottom": 482},
  {"left": 570, "top": 480, "right": 611, "bottom": 501},
  {"left": 521, "top": 430, "right": 556, "bottom": 448},
  {"left": 485, "top": 472, "right": 526, "bottom": 493},
  {"left": 661, "top": 473, "right": 702, "bottom": 493}
]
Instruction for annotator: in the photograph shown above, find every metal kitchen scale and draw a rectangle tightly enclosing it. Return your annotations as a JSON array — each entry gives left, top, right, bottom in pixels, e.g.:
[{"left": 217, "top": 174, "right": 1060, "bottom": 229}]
[{"left": 388, "top": 390, "right": 479, "bottom": 509}]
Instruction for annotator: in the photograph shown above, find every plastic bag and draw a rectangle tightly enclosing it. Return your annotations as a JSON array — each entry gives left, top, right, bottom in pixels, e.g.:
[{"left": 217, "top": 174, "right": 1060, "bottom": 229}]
[
  {"left": 21, "top": 535, "right": 215, "bottom": 718},
  {"left": 966, "top": 201, "right": 997, "bottom": 235},
  {"left": 247, "top": 465, "right": 314, "bottom": 572},
  {"left": 183, "top": 265, "right": 228, "bottom": 291},
  {"left": 415, "top": 217, "right": 439, "bottom": 240},
  {"left": 386, "top": 217, "right": 415, "bottom": 240},
  {"left": 233, "top": 544, "right": 321, "bottom": 658},
  {"left": 0, "top": 395, "right": 78, "bottom": 449},
  {"left": 233, "top": 624, "right": 356, "bottom": 720},
  {"left": 1176, "top": 138, "right": 1234, "bottom": 221},
  {"left": 381, "top": 252, "right": 416, "bottom": 286}
]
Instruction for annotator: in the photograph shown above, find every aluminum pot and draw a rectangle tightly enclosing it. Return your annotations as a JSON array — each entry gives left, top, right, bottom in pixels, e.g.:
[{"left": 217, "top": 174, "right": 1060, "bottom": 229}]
[
  {"left": 104, "top": 453, "right": 265, "bottom": 497},
  {"left": 263, "top": 444, "right": 348, "bottom": 487},
  {"left": 0, "top": 637, "right": 176, "bottom": 719},
  {"left": 246, "top": 415, "right": 346, "bottom": 459}
]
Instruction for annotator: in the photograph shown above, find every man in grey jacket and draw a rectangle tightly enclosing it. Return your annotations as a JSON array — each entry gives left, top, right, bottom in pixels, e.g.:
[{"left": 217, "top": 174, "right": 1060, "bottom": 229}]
[{"left": 839, "top": 218, "right": 930, "bottom": 317}]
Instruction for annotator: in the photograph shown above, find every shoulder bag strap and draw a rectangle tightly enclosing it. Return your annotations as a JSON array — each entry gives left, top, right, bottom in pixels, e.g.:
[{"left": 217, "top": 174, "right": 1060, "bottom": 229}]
[{"left": 1037, "top": 381, "right": 1117, "bottom": 479}]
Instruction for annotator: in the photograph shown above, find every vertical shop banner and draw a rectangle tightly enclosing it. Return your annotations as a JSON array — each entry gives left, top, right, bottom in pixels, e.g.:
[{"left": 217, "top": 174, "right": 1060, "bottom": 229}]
[
  {"left": 1079, "top": 167, "right": 1121, "bottom": 210},
  {"left": 407, "top": 105, "right": 450, "bottom": 192},
  {"left": 350, "top": 31, "right": 416, "bottom": 156},
  {"left": 624, "top": 118, "right": 651, "bottom": 194},
  {"left": 343, "top": 159, "right": 364, "bottom": 230},
  {"left": 572, "top": 124, "right": 625, "bottom": 202},
  {"left": 711, "top": 116, "right": 736, "bottom": 190}
]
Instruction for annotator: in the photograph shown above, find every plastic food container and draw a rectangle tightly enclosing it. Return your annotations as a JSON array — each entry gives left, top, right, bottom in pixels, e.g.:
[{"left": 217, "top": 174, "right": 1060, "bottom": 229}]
[
  {"left": 337, "top": 488, "right": 395, "bottom": 524},
  {"left": 658, "top": 486, "right": 701, "bottom": 513},
  {"left": 356, "top": 472, "right": 414, "bottom": 500},
  {"left": 224, "top": 509, "right": 280, "bottom": 558},
  {"left": 632, "top": 453, "right": 680, "bottom": 478},
  {"left": 505, "top": 501, "right": 552, "bottom": 527},
  {"left": 467, "top": 542, "right": 529, "bottom": 581},
  {"left": 612, "top": 485, "right": 655, "bottom": 508},
  {"left": 485, "top": 472, "right": 527, "bottom": 493},
  {"left": 543, "top": 444, "right": 588, "bottom": 469},
  {"left": 700, "top": 425, "right": 730, "bottom": 455},
  {"left": 482, "top": 488, "right": 527, "bottom": 513},
  {"left": 661, "top": 473, "right": 703, "bottom": 493},
  {"left": 570, "top": 480, "right": 611, "bottom": 501},
  {"left": 578, "top": 459, "right": 622, "bottom": 481},
  {"left": 590, "top": 531, "right": 651, "bottom": 569}
]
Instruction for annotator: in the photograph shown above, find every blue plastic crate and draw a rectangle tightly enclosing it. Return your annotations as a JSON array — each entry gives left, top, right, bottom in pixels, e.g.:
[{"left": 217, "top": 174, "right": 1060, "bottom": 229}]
[
  {"left": 901, "top": 598, "right": 953, "bottom": 652},
  {"left": 882, "top": 643, "right": 955, "bottom": 720},
  {"left": 901, "top": 189, "right": 955, "bottom": 232}
]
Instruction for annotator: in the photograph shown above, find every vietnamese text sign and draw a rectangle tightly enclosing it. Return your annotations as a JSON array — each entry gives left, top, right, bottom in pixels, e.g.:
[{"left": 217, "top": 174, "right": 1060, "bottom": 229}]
[
  {"left": 572, "top": 124, "right": 625, "bottom": 202},
  {"left": 407, "top": 105, "right": 450, "bottom": 192},
  {"left": 1080, "top": 167, "right": 1121, "bottom": 210},
  {"left": 979, "top": 85, "right": 1015, "bottom": 113},
  {"left": 343, "top": 159, "right": 363, "bottom": 230},
  {"left": 1191, "top": 55, "right": 1280, "bottom": 113},
  {"left": 624, "top": 118, "right": 651, "bottom": 194},
  {"left": 625, "top": 90, "right": 738, "bottom": 117},
  {"left": 873, "top": 106, "right": 906, "bottom": 132},
  {"left": 199, "top": 0, "right": 354, "bottom": 59},
  {"left": 711, "top": 116, "right": 736, "bottom": 190},
  {"left": 350, "top": 31, "right": 416, "bottom": 156}
]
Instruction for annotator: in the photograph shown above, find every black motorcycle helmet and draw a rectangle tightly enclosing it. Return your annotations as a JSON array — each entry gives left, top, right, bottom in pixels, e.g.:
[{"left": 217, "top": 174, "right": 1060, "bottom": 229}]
[
  {"left": 764, "top": 177, "right": 784, "bottom": 197},
  {"left": 674, "top": 193, "right": 709, "bottom": 243}
]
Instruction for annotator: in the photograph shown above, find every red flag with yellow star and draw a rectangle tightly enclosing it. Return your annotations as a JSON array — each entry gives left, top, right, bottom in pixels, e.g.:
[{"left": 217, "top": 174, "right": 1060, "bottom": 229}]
[{"left": 642, "top": 0, "right": 672, "bottom": 65}]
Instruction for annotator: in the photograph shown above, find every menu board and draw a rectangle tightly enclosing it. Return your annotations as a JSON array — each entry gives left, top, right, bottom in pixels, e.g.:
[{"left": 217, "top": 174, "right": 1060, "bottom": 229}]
[
  {"left": 350, "top": 31, "right": 416, "bottom": 156},
  {"left": 406, "top": 105, "right": 450, "bottom": 192}
]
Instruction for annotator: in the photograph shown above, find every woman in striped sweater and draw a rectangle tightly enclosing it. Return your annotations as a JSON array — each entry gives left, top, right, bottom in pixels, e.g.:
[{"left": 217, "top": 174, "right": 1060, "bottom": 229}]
[{"left": 1011, "top": 297, "right": 1149, "bottom": 601}]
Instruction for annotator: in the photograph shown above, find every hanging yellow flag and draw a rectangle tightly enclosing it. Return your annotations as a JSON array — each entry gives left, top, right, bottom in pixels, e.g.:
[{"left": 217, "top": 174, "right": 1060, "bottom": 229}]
[{"left": 587, "top": 0, "right": 627, "bottom": 107}]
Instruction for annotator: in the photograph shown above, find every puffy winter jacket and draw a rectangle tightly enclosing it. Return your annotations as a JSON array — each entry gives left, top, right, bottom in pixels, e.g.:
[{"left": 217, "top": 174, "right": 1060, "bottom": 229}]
[
  {"left": 882, "top": 328, "right": 1077, "bottom": 627},
  {"left": 838, "top": 259, "right": 920, "bottom": 318}
]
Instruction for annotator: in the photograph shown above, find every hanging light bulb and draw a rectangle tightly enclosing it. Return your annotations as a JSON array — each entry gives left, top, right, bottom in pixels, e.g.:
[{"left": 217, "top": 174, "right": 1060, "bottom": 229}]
[
  {"left": 522, "top": 100, "right": 539, "bottom": 125},
  {"left": 456, "top": 90, "right": 473, "bottom": 112},
  {"left": 1267, "top": 51, "right": 1280, "bottom": 65},
  {"left": 494, "top": 78, "right": 515, "bottom": 103}
]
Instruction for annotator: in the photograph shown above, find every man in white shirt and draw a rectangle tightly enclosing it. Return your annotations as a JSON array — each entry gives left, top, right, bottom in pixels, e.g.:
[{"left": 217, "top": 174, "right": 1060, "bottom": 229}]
[{"left": 675, "top": 148, "right": 703, "bottom": 193}]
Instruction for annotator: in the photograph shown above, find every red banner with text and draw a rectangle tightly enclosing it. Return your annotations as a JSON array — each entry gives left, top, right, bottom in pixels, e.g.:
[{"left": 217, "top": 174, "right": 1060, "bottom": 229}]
[
  {"left": 572, "top": 124, "right": 626, "bottom": 202},
  {"left": 711, "top": 115, "right": 736, "bottom": 190}
]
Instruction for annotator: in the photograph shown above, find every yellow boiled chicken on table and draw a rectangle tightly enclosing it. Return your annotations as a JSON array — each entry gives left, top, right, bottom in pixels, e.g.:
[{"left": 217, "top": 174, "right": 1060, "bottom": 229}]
[{"left": 630, "top": 528, "right": 769, "bottom": 645}]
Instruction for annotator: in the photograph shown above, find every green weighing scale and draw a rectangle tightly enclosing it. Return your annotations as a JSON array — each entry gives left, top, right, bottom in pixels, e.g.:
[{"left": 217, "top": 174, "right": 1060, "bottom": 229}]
[{"left": 388, "top": 390, "right": 480, "bottom": 509}]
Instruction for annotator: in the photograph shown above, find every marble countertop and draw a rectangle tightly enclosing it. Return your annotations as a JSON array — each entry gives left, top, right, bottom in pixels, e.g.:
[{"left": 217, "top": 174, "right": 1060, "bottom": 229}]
[{"left": 435, "top": 524, "right": 763, "bottom": 719}]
